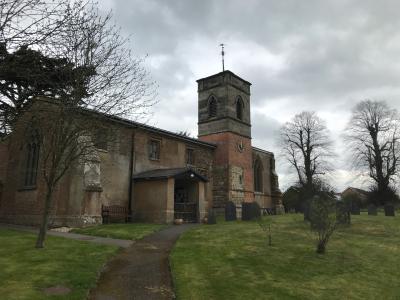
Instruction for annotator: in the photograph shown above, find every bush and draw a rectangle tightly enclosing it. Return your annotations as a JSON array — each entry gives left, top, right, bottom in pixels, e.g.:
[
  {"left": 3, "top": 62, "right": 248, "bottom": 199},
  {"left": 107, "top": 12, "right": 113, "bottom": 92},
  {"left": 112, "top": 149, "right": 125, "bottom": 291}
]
[
  {"left": 368, "top": 186, "right": 399, "bottom": 206},
  {"left": 309, "top": 195, "right": 338, "bottom": 254},
  {"left": 282, "top": 187, "right": 301, "bottom": 212}
]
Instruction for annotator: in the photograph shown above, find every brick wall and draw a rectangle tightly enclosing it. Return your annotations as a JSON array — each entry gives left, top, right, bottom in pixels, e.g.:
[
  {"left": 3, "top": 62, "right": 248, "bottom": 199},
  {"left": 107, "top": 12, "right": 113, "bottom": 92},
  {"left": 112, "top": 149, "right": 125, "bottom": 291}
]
[{"left": 200, "top": 131, "right": 254, "bottom": 208}]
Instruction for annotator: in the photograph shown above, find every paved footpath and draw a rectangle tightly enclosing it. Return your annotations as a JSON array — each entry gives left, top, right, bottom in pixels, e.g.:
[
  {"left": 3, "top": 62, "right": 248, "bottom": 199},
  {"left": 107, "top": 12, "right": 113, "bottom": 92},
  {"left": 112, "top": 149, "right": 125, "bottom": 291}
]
[
  {"left": 89, "top": 224, "right": 196, "bottom": 300},
  {"left": 0, "top": 223, "right": 133, "bottom": 248}
]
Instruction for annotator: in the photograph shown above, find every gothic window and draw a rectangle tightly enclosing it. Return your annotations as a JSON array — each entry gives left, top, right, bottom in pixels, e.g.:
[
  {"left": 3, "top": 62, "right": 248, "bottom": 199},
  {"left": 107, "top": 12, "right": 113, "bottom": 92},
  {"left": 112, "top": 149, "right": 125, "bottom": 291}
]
[
  {"left": 186, "top": 148, "right": 194, "bottom": 165},
  {"left": 148, "top": 139, "right": 160, "bottom": 160},
  {"left": 24, "top": 132, "right": 40, "bottom": 187},
  {"left": 208, "top": 96, "right": 217, "bottom": 118},
  {"left": 254, "top": 158, "right": 263, "bottom": 192},
  {"left": 236, "top": 96, "right": 244, "bottom": 120}
]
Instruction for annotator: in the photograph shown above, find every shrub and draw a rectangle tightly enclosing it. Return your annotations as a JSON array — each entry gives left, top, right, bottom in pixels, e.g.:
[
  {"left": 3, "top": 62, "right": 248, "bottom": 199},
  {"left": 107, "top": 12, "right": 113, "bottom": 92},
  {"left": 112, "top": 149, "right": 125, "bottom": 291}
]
[
  {"left": 309, "top": 195, "right": 338, "bottom": 254},
  {"left": 367, "top": 186, "right": 399, "bottom": 206}
]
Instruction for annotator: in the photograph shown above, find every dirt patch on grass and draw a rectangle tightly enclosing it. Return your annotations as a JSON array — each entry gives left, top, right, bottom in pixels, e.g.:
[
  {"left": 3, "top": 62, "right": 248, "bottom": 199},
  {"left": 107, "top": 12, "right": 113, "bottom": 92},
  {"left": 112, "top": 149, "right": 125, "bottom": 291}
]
[{"left": 43, "top": 285, "right": 71, "bottom": 296}]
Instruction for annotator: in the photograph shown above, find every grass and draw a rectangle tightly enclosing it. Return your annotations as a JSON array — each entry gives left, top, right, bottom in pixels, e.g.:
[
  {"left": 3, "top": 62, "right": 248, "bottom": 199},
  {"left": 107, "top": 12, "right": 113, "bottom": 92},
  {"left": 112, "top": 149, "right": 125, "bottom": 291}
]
[
  {"left": 71, "top": 223, "right": 167, "bottom": 240},
  {"left": 0, "top": 228, "right": 118, "bottom": 300},
  {"left": 171, "top": 213, "right": 400, "bottom": 300}
]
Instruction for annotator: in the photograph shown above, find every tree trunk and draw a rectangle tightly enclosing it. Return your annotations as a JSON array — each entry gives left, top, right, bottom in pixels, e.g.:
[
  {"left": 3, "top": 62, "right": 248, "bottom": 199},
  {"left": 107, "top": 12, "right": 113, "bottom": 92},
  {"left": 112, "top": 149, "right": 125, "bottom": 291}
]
[
  {"left": 316, "top": 242, "right": 326, "bottom": 254},
  {"left": 35, "top": 186, "right": 53, "bottom": 248}
]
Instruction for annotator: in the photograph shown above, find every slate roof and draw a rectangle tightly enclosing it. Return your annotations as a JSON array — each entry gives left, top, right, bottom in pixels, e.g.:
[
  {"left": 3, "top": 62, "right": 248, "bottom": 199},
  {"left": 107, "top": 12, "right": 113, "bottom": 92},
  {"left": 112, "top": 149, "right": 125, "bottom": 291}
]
[
  {"left": 342, "top": 187, "right": 369, "bottom": 196},
  {"left": 91, "top": 111, "right": 217, "bottom": 149},
  {"left": 133, "top": 167, "right": 208, "bottom": 182}
]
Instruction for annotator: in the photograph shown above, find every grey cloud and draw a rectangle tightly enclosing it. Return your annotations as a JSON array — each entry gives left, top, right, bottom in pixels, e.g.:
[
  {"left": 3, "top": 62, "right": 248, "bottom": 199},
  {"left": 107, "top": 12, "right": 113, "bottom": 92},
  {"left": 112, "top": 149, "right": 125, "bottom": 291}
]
[{"left": 100, "top": 0, "right": 400, "bottom": 189}]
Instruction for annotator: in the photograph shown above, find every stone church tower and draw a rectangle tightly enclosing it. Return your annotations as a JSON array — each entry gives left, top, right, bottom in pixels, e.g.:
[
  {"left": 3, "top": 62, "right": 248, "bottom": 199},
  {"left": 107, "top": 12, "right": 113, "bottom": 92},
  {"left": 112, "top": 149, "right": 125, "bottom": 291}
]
[{"left": 197, "top": 70, "right": 255, "bottom": 208}]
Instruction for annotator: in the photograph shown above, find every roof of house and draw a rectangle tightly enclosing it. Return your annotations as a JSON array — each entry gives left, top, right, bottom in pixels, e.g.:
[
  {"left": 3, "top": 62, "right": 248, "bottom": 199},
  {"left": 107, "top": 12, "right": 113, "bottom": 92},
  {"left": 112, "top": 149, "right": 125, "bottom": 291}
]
[
  {"left": 133, "top": 167, "right": 208, "bottom": 182},
  {"left": 342, "top": 187, "right": 369, "bottom": 196}
]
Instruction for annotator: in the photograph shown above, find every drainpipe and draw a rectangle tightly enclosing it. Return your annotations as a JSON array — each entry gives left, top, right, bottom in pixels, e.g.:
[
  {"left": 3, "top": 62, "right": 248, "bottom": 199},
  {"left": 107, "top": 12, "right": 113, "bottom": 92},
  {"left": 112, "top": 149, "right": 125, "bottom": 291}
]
[{"left": 128, "top": 131, "right": 135, "bottom": 221}]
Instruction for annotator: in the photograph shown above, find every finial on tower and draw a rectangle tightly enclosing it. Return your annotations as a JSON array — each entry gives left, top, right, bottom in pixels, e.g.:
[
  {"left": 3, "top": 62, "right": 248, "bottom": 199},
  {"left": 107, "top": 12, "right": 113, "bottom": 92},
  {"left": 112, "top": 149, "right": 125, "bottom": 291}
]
[{"left": 220, "top": 43, "right": 225, "bottom": 71}]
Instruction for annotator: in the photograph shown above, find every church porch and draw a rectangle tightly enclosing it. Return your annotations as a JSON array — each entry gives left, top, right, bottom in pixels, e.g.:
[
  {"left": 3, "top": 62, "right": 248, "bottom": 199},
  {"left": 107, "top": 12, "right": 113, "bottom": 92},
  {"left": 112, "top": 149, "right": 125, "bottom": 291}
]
[{"left": 132, "top": 168, "right": 208, "bottom": 223}]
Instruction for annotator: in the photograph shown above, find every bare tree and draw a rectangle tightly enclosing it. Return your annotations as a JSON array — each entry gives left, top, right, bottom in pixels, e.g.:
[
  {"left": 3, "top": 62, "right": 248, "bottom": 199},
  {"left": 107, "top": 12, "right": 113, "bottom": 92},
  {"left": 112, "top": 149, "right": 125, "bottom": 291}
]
[
  {"left": 279, "top": 111, "right": 333, "bottom": 193},
  {"left": 0, "top": 1, "right": 156, "bottom": 248},
  {"left": 29, "top": 101, "right": 98, "bottom": 248},
  {"left": 0, "top": 0, "right": 67, "bottom": 49},
  {"left": 48, "top": 1, "right": 156, "bottom": 119},
  {"left": 35, "top": 2, "right": 155, "bottom": 248},
  {"left": 346, "top": 100, "right": 400, "bottom": 204}
]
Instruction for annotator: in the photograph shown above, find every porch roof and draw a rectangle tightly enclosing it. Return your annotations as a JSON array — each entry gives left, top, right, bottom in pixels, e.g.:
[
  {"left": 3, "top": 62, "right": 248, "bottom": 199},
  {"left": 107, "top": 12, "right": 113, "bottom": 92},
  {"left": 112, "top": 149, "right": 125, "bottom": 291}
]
[{"left": 133, "top": 167, "right": 208, "bottom": 182}]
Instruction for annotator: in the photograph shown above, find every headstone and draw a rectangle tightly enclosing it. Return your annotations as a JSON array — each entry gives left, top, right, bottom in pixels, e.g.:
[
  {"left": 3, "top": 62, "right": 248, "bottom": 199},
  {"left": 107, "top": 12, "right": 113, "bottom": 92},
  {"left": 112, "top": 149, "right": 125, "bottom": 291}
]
[
  {"left": 368, "top": 204, "right": 378, "bottom": 216},
  {"left": 251, "top": 202, "right": 261, "bottom": 219},
  {"left": 242, "top": 202, "right": 261, "bottom": 221},
  {"left": 225, "top": 201, "right": 237, "bottom": 221},
  {"left": 242, "top": 202, "right": 252, "bottom": 221},
  {"left": 207, "top": 208, "right": 217, "bottom": 224},
  {"left": 336, "top": 201, "right": 351, "bottom": 225},
  {"left": 351, "top": 202, "right": 360, "bottom": 215},
  {"left": 384, "top": 204, "right": 395, "bottom": 217}
]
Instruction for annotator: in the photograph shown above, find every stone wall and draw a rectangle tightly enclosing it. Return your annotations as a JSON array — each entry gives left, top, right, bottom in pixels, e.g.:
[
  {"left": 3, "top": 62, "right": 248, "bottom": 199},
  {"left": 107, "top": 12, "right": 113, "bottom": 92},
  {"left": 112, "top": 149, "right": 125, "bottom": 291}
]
[
  {"left": 252, "top": 147, "right": 282, "bottom": 209},
  {"left": 198, "top": 71, "right": 251, "bottom": 138},
  {"left": 0, "top": 114, "right": 215, "bottom": 226},
  {"left": 133, "top": 178, "right": 174, "bottom": 223}
]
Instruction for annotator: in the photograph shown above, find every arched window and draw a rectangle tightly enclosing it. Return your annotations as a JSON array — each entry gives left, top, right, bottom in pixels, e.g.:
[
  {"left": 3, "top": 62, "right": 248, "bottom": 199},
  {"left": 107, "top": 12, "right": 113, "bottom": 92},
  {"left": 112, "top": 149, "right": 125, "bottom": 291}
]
[
  {"left": 208, "top": 96, "right": 217, "bottom": 118},
  {"left": 254, "top": 158, "right": 263, "bottom": 192},
  {"left": 24, "top": 131, "right": 40, "bottom": 187},
  {"left": 236, "top": 96, "right": 244, "bottom": 120}
]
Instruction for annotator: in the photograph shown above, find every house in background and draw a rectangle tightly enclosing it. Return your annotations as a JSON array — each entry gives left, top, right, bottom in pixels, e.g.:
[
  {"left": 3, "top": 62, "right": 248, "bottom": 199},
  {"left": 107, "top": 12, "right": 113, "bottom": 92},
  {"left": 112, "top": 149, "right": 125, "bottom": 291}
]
[
  {"left": 0, "top": 70, "right": 283, "bottom": 227},
  {"left": 341, "top": 187, "right": 369, "bottom": 207}
]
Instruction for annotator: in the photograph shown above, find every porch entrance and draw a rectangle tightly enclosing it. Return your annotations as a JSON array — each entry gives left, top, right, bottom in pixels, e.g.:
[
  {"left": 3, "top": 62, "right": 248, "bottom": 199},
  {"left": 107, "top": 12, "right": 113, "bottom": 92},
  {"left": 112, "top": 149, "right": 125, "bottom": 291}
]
[{"left": 174, "top": 179, "right": 198, "bottom": 223}]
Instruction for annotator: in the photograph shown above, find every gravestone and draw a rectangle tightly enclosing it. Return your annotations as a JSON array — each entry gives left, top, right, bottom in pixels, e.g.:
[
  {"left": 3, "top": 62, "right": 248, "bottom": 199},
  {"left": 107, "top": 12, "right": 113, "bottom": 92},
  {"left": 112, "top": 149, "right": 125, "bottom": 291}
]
[
  {"left": 207, "top": 208, "right": 217, "bottom": 224},
  {"left": 384, "top": 204, "right": 395, "bottom": 217},
  {"left": 351, "top": 202, "right": 360, "bottom": 215},
  {"left": 368, "top": 204, "right": 378, "bottom": 216},
  {"left": 251, "top": 202, "right": 261, "bottom": 219},
  {"left": 242, "top": 202, "right": 261, "bottom": 221},
  {"left": 242, "top": 202, "right": 252, "bottom": 221},
  {"left": 225, "top": 201, "right": 237, "bottom": 221},
  {"left": 336, "top": 201, "right": 351, "bottom": 225}
]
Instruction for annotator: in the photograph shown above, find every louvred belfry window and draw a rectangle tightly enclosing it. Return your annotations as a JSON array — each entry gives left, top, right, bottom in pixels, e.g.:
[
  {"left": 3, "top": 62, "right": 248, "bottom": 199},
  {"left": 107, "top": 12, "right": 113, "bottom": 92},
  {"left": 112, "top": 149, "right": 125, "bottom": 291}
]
[
  {"left": 208, "top": 96, "right": 217, "bottom": 118},
  {"left": 236, "top": 96, "right": 244, "bottom": 120}
]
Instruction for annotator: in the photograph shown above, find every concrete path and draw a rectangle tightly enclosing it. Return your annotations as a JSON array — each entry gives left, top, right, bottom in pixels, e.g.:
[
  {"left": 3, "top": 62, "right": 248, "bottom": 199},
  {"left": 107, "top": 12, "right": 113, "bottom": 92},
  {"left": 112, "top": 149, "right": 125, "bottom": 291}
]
[
  {"left": 0, "top": 223, "right": 133, "bottom": 248},
  {"left": 89, "top": 224, "right": 197, "bottom": 300}
]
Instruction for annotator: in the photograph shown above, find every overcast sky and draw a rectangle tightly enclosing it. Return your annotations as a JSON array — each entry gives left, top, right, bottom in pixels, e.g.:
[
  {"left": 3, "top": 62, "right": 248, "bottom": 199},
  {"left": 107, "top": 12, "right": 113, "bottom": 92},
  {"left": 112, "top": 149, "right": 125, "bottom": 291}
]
[{"left": 100, "top": 0, "right": 400, "bottom": 191}]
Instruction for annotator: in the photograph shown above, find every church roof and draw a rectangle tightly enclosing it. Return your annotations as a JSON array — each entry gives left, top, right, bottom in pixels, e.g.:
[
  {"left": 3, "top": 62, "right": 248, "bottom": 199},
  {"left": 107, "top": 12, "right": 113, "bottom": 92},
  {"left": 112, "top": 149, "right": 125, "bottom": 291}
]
[
  {"left": 196, "top": 70, "right": 252, "bottom": 86},
  {"left": 133, "top": 167, "right": 208, "bottom": 182},
  {"left": 82, "top": 109, "right": 217, "bottom": 149},
  {"left": 252, "top": 146, "right": 273, "bottom": 155}
]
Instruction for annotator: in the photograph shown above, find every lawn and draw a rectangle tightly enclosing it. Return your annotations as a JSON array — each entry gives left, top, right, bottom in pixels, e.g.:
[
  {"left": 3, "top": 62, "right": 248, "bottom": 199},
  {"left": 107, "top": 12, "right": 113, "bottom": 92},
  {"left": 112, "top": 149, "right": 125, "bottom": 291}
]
[
  {"left": 0, "top": 229, "right": 118, "bottom": 300},
  {"left": 71, "top": 223, "right": 167, "bottom": 240},
  {"left": 171, "top": 214, "right": 400, "bottom": 300}
]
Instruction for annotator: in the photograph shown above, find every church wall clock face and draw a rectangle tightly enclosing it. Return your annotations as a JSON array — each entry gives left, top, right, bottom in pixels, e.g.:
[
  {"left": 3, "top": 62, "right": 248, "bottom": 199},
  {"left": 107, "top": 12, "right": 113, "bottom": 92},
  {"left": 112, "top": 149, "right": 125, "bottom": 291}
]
[{"left": 237, "top": 140, "right": 245, "bottom": 152}]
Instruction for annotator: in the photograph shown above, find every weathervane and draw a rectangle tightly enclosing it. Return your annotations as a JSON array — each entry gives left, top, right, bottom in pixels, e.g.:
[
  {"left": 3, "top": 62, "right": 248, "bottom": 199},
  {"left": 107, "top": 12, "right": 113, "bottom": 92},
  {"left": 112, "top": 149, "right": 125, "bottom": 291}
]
[{"left": 220, "top": 43, "right": 225, "bottom": 71}]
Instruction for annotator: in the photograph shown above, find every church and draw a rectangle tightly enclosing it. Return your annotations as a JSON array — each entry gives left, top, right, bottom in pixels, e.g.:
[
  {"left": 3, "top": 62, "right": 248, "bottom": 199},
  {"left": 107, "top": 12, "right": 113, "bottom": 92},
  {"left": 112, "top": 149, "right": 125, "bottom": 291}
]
[{"left": 0, "top": 70, "right": 283, "bottom": 226}]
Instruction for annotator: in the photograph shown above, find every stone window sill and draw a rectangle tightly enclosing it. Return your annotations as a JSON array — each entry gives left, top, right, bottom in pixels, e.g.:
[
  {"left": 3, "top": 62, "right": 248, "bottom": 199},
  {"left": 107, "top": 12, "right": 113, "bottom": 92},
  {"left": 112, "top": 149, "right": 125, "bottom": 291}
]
[
  {"left": 96, "top": 148, "right": 108, "bottom": 153},
  {"left": 18, "top": 186, "right": 37, "bottom": 191},
  {"left": 85, "top": 186, "right": 103, "bottom": 192}
]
